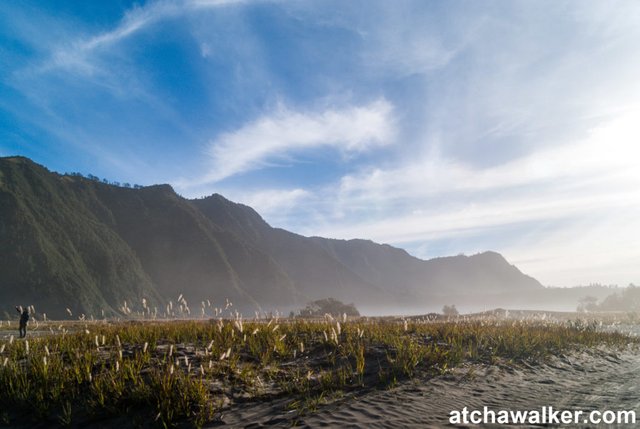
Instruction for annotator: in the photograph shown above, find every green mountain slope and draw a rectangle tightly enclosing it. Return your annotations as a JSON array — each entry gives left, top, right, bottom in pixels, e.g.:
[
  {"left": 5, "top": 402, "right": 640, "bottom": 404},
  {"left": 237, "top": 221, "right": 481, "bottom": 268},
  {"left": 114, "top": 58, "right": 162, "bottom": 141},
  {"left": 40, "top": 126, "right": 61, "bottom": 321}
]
[
  {"left": 0, "top": 156, "right": 544, "bottom": 318},
  {"left": 0, "top": 157, "right": 161, "bottom": 318}
]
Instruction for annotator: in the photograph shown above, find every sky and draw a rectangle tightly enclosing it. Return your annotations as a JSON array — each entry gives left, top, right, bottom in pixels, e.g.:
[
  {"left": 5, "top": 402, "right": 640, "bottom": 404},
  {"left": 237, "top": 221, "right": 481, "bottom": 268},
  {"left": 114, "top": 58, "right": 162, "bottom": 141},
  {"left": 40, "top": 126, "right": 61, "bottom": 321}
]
[{"left": 1, "top": 0, "right": 640, "bottom": 288}]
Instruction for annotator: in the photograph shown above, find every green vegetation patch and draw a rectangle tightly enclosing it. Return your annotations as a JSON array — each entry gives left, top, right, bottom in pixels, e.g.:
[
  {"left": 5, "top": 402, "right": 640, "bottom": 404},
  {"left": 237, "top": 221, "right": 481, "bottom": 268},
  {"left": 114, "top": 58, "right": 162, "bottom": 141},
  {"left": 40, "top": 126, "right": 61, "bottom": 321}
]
[{"left": 0, "top": 317, "right": 635, "bottom": 427}]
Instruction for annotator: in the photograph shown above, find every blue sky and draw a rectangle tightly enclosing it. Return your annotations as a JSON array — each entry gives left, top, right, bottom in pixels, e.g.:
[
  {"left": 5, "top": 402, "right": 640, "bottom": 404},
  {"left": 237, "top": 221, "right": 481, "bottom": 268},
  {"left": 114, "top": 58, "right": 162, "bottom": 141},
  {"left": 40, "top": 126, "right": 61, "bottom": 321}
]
[{"left": 2, "top": 0, "right": 640, "bottom": 287}]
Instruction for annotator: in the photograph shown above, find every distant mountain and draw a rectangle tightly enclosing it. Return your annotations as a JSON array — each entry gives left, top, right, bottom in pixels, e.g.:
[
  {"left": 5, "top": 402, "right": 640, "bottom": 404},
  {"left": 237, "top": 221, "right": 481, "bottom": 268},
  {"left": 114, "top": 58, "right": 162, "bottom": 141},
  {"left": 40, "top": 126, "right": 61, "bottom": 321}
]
[
  {"left": 312, "top": 240, "right": 542, "bottom": 297},
  {"left": 0, "top": 156, "right": 543, "bottom": 318}
]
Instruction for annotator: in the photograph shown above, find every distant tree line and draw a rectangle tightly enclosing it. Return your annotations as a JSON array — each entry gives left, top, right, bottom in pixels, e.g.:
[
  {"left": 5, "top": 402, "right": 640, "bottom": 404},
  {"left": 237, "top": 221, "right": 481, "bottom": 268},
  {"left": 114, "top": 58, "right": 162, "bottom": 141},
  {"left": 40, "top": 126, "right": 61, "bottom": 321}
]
[
  {"left": 295, "top": 298, "right": 360, "bottom": 318},
  {"left": 442, "top": 304, "right": 459, "bottom": 316},
  {"left": 578, "top": 284, "right": 639, "bottom": 312},
  {"left": 66, "top": 172, "right": 143, "bottom": 189}
]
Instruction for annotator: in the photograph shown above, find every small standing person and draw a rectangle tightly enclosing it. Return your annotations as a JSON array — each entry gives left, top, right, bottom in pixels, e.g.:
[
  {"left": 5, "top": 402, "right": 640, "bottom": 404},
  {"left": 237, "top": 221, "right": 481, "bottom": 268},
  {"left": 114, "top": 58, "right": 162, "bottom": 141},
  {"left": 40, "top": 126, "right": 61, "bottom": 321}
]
[{"left": 15, "top": 306, "right": 29, "bottom": 338}]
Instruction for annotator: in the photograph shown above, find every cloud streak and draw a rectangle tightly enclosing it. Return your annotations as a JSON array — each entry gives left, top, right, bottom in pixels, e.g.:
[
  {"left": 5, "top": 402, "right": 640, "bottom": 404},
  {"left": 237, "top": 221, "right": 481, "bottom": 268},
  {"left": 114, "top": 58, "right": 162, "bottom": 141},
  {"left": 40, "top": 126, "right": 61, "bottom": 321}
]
[
  {"left": 226, "top": 188, "right": 312, "bottom": 223},
  {"left": 48, "top": 0, "right": 251, "bottom": 73},
  {"left": 188, "top": 99, "right": 395, "bottom": 184},
  {"left": 337, "top": 109, "right": 640, "bottom": 205}
]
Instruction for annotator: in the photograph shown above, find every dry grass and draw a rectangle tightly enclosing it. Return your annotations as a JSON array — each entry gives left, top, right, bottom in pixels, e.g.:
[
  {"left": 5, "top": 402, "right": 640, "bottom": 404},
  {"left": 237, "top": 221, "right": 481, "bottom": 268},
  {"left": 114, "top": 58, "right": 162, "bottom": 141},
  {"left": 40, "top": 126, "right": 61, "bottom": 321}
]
[{"left": 0, "top": 313, "right": 636, "bottom": 427}]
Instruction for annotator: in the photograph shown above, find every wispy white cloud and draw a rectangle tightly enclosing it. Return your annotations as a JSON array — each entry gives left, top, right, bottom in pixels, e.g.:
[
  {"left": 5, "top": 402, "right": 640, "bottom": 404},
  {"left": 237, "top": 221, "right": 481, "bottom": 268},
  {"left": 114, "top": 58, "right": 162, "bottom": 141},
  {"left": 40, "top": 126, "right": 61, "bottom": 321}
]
[
  {"left": 46, "top": 0, "right": 251, "bottom": 73},
  {"left": 199, "top": 42, "right": 212, "bottom": 58},
  {"left": 185, "top": 99, "right": 395, "bottom": 185},
  {"left": 311, "top": 186, "right": 640, "bottom": 245},
  {"left": 337, "top": 109, "right": 640, "bottom": 205},
  {"left": 227, "top": 188, "right": 311, "bottom": 218},
  {"left": 361, "top": 17, "right": 460, "bottom": 76}
]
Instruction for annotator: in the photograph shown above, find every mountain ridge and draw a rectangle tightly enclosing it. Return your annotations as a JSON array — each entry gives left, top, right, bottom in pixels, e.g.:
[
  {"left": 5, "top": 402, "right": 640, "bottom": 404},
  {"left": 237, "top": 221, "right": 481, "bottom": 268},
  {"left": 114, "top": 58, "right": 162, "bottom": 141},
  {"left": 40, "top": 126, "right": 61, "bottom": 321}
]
[{"left": 0, "top": 156, "right": 543, "bottom": 318}]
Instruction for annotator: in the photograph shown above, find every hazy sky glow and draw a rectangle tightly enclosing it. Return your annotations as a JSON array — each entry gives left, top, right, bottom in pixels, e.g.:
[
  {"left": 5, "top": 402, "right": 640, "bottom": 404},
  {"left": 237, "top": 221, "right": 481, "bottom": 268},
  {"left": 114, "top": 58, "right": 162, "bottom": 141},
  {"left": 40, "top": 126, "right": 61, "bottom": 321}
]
[{"left": 2, "top": 1, "right": 640, "bottom": 287}]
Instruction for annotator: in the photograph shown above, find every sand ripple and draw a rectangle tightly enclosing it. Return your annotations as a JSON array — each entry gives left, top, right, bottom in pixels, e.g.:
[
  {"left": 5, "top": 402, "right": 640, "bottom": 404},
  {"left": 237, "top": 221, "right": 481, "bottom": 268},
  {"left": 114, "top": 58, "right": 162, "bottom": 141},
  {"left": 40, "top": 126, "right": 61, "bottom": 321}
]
[{"left": 215, "top": 348, "right": 640, "bottom": 428}]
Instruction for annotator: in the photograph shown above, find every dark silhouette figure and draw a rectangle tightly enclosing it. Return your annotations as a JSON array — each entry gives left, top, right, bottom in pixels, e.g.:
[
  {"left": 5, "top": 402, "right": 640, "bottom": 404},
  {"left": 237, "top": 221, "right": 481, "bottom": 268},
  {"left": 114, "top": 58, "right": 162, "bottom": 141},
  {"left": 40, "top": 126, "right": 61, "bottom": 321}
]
[{"left": 16, "top": 306, "right": 29, "bottom": 338}]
